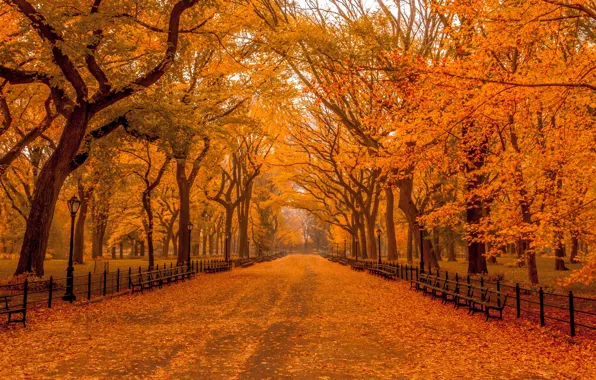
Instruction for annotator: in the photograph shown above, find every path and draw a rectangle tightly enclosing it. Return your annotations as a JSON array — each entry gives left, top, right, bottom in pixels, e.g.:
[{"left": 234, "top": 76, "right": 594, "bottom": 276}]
[{"left": 1, "top": 255, "right": 595, "bottom": 379}]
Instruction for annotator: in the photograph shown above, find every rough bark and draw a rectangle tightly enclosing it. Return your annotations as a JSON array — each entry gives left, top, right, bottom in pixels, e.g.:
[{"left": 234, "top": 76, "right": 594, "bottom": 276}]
[{"left": 385, "top": 187, "right": 398, "bottom": 260}]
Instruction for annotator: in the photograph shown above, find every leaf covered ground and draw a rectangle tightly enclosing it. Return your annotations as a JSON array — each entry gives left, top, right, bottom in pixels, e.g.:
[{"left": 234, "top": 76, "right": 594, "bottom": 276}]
[{"left": 1, "top": 255, "right": 595, "bottom": 379}]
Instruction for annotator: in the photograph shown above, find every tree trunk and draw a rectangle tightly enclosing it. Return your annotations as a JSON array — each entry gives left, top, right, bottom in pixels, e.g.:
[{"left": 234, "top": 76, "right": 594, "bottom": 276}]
[
  {"left": 15, "top": 107, "right": 89, "bottom": 275},
  {"left": 396, "top": 177, "right": 438, "bottom": 269},
  {"left": 570, "top": 236, "right": 579, "bottom": 263},
  {"left": 447, "top": 231, "right": 456, "bottom": 262},
  {"left": 119, "top": 241, "right": 123, "bottom": 259},
  {"left": 407, "top": 226, "right": 413, "bottom": 263},
  {"left": 142, "top": 189, "right": 155, "bottom": 267},
  {"left": 224, "top": 206, "right": 233, "bottom": 260},
  {"left": 358, "top": 221, "right": 367, "bottom": 259},
  {"left": 238, "top": 185, "right": 252, "bottom": 258},
  {"left": 73, "top": 184, "right": 89, "bottom": 265},
  {"left": 176, "top": 160, "right": 190, "bottom": 265},
  {"left": 111, "top": 246, "right": 116, "bottom": 259},
  {"left": 554, "top": 231, "right": 568, "bottom": 270},
  {"left": 462, "top": 123, "right": 488, "bottom": 275},
  {"left": 91, "top": 199, "right": 108, "bottom": 259},
  {"left": 385, "top": 187, "right": 398, "bottom": 260},
  {"left": 162, "top": 235, "right": 170, "bottom": 258}
]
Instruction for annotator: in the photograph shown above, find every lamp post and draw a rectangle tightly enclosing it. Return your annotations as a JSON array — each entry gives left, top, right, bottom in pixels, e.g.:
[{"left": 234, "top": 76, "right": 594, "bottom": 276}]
[
  {"left": 354, "top": 237, "right": 359, "bottom": 261},
  {"left": 376, "top": 227, "right": 382, "bottom": 265},
  {"left": 419, "top": 218, "right": 425, "bottom": 274},
  {"left": 62, "top": 195, "right": 81, "bottom": 302},
  {"left": 343, "top": 238, "right": 346, "bottom": 257},
  {"left": 187, "top": 222, "right": 193, "bottom": 270}
]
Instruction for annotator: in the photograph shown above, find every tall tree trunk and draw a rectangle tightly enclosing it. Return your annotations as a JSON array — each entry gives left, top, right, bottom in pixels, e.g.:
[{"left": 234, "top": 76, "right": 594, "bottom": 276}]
[
  {"left": 15, "top": 107, "right": 89, "bottom": 276},
  {"left": 91, "top": 199, "right": 108, "bottom": 259},
  {"left": 111, "top": 246, "right": 116, "bottom": 259},
  {"left": 554, "top": 231, "right": 568, "bottom": 270},
  {"left": 365, "top": 214, "right": 377, "bottom": 260},
  {"left": 447, "top": 232, "right": 456, "bottom": 262},
  {"left": 358, "top": 221, "right": 367, "bottom": 259},
  {"left": 407, "top": 226, "right": 413, "bottom": 263},
  {"left": 238, "top": 185, "right": 252, "bottom": 258},
  {"left": 224, "top": 206, "right": 233, "bottom": 260},
  {"left": 176, "top": 160, "right": 190, "bottom": 265},
  {"left": 142, "top": 190, "right": 155, "bottom": 268},
  {"left": 119, "top": 241, "right": 123, "bottom": 259},
  {"left": 73, "top": 183, "right": 89, "bottom": 265},
  {"left": 396, "top": 177, "right": 438, "bottom": 270},
  {"left": 385, "top": 187, "right": 398, "bottom": 260},
  {"left": 570, "top": 236, "right": 579, "bottom": 263},
  {"left": 463, "top": 123, "right": 488, "bottom": 275}
]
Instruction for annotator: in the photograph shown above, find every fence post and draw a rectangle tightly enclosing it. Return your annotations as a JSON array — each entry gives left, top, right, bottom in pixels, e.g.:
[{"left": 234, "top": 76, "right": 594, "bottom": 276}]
[
  {"left": 455, "top": 273, "right": 459, "bottom": 284},
  {"left": 516, "top": 283, "right": 521, "bottom": 318},
  {"left": 569, "top": 291, "right": 575, "bottom": 337},
  {"left": 48, "top": 276, "right": 53, "bottom": 308},
  {"left": 539, "top": 287, "right": 545, "bottom": 327},
  {"left": 415, "top": 267, "right": 419, "bottom": 281},
  {"left": 445, "top": 271, "right": 448, "bottom": 281},
  {"left": 480, "top": 276, "right": 484, "bottom": 288},
  {"left": 116, "top": 268, "right": 120, "bottom": 293},
  {"left": 102, "top": 270, "right": 107, "bottom": 296},
  {"left": 128, "top": 267, "right": 132, "bottom": 289},
  {"left": 88, "top": 272, "right": 92, "bottom": 300},
  {"left": 497, "top": 280, "right": 501, "bottom": 307}
]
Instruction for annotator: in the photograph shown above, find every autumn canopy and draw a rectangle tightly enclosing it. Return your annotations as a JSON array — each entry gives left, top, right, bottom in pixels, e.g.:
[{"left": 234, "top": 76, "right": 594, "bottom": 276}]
[{"left": 0, "top": 0, "right": 595, "bottom": 289}]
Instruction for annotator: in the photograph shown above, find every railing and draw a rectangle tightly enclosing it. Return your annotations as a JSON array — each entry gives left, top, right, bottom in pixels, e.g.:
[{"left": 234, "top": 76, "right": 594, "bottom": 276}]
[
  {"left": 320, "top": 253, "right": 596, "bottom": 338},
  {"left": 0, "top": 259, "right": 231, "bottom": 324}
]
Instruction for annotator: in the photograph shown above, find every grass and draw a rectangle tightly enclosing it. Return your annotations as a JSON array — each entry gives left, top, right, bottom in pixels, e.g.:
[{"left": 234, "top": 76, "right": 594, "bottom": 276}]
[
  {"left": 0, "top": 255, "right": 226, "bottom": 280},
  {"left": 415, "top": 255, "right": 595, "bottom": 296}
]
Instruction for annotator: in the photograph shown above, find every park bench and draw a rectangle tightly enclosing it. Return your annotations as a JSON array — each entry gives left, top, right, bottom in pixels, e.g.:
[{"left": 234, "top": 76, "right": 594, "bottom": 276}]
[
  {"left": 205, "top": 261, "right": 231, "bottom": 273},
  {"left": 350, "top": 262, "right": 366, "bottom": 271},
  {"left": 129, "top": 271, "right": 155, "bottom": 293},
  {"left": 454, "top": 283, "right": 489, "bottom": 313},
  {"left": 368, "top": 264, "right": 397, "bottom": 280},
  {"left": 239, "top": 259, "right": 254, "bottom": 268},
  {"left": 0, "top": 294, "right": 27, "bottom": 327},
  {"left": 338, "top": 258, "right": 348, "bottom": 266},
  {"left": 468, "top": 290, "right": 509, "bottom": 321}
]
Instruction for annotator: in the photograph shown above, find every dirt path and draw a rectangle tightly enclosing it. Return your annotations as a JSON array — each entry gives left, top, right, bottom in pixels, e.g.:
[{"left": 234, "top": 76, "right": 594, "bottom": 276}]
[{"left": 1, "top": 255, "right": 595, "bottom": 379}]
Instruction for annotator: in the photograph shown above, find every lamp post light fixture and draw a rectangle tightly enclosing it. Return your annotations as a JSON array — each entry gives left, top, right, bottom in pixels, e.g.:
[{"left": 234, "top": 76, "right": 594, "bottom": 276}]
[
  {"left": 62, "top": 195, "right": 81, "bottom": 302},
  {"left": 187, "top": 222, "right": 193, "bottom": 270},
  {"left": 376, "top": 226, "right": 382, "bottom": 265}
]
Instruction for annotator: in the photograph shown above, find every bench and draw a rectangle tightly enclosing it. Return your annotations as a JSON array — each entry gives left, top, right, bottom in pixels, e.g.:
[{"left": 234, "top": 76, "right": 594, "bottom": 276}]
[
  {"left": 237, "top": 259, "right": 254, "bottom": 268},
  {"left": 0, "top": 294, "right": 26, "bottom": 327},
  {"left": 469, "top": 290, "right": 509, "bottom": 321},
  {"left": 368, "top": 264, "right": 397, "bottom": 280},
  {"left": 129, "top": 271, "right": 155, "bottom": 293},
  {"left": 350, "top": 262, "right": 366, "bottom": 271},
  {"left": 205, "top": 261, "right": 231, "bottom": 273},
  {"left": 454, "top": 284, "right": 489, "bottom": 313}
]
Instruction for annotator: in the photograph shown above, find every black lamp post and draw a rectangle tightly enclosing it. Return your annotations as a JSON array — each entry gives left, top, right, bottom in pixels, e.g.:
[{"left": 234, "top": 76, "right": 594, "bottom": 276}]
[
  {"left": 376, "top": 227, "right": 382, "bottom": 265},
  {"left": 354, "top": 237, "right": 359, "bottom": 261},
  {"left": 419, "top": 219, "right": 425, "bottom": 274},
  {"left": 62, "top": 195, "right": 81, "bottom": 302},
  {"left": 187, "top": 222, "right": 193, "bottom": 270}
]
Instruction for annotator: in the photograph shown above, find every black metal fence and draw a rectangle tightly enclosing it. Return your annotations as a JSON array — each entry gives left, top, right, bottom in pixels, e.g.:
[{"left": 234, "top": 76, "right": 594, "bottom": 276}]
[
  {"left": 0, "top": 259, "right": 229, "bottom": 320},
  {"left": 322, "top": 254, "right": 596, "bottom": 338}
]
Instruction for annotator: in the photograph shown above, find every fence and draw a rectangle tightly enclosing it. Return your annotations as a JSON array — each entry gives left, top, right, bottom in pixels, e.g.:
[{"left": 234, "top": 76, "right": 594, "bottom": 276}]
[
  {"left": 0, "top": 259, "right": 230, "bottom": 322},
  {"left": 322, "top": 253, "right": 596, "bottom": 338}
]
